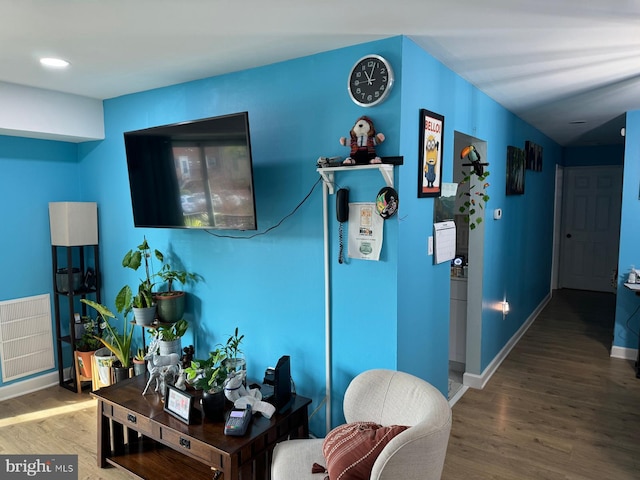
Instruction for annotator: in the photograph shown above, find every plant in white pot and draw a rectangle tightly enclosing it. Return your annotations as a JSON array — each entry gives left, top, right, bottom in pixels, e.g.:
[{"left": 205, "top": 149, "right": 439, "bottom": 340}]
[
  {"left": 148, "top": 318, "right": 189, "bottom": 356},
  {"left": 81, "top": 299, "right": 135, "bottom": 383},
  {"left": 222, "top": 327, "right": 246, "bottom": 375}
]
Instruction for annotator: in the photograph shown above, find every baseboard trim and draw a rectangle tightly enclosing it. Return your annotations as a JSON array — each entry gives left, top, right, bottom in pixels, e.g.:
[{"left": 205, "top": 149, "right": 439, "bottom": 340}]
[
  {"left": 0, "top": 372, "right": 58, "bottom": 402},
  {"left": 463, "top": 292, "right": 552, "bottom": 390},
  {"left": 448, "top": 385, "right": 469, "bottom": 407},
  {"left": 610, "top": 346, "right": 638, "bottom": 361}
]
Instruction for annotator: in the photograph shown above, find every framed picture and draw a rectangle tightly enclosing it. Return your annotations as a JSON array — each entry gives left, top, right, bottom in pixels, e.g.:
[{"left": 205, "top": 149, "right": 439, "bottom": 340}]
[
  {"left": 506, "top": 146, "right": 525, "bottom": 195},
  {"left": 525, "top": 141, "right": 543, "bottom": 171},
  {"left": 83, "top": 267, "right": 96, "bottom": 290},
  {"left": 418, "top": 109, "right": 444, "bottom": 198},
  {"left": 164, "top": 385, "right": 195, "bottom": 424}
]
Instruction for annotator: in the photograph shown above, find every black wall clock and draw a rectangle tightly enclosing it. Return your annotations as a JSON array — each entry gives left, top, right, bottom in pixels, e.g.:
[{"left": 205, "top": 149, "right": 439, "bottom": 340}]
[{"left": 348, "top": 54, "right": 394, "bottom": 107}]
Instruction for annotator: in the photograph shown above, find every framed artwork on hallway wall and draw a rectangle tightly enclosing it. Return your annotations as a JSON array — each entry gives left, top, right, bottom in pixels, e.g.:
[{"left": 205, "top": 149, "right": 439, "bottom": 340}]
[
  {"left": 525, "top": 140, "right": 543, "bottom": 171},
  {"left": 506, "top": 146, "right": 525, "bottom": 195},
  {"left": 418, "top": 109, "right": 444, "bottom": 198}
]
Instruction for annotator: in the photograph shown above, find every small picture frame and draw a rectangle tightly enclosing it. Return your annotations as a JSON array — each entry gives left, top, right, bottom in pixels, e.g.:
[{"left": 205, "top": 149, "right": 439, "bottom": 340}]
[
  {"left": 418, "top": 109, "right": 445, "bottom": 198},
  {"left": 164, "top": 385, "right": 195, "bottom": 424},
  {"left": 83, "top": 268, "right": 96, "bottom": 290}
]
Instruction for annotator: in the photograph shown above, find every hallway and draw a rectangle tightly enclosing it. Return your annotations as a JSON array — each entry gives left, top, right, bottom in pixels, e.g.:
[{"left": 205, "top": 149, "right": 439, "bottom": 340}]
[{"left": 442, "top": 289, "right": 640, "bottom": 479}]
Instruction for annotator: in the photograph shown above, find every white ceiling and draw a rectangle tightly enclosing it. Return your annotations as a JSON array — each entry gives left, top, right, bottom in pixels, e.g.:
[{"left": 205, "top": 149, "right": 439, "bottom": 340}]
[{"left": 2, "top": 0, "right": 638, "bottom": 146}]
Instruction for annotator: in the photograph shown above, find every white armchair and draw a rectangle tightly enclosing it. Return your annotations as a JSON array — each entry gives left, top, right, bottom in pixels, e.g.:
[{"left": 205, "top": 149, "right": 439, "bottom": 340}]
[{"left": 271, "top": 369, "right": 452, "bottom": 480}]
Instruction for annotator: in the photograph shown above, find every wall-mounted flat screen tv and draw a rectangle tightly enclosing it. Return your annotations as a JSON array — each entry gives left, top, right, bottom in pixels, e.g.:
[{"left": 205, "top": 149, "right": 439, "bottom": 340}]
[{"left": 124, "top": 112, "right": 257, "bottom": 230}]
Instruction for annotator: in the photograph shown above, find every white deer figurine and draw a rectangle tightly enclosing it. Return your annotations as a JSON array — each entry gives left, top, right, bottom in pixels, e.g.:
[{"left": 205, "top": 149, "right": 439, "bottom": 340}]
[{"left": 142, "top": 352, "right": 180, "bottom": 396}]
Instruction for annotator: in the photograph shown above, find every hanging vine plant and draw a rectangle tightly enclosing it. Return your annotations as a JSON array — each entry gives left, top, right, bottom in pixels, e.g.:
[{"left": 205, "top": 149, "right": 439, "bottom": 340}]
[{"left": 458, "top": 145, "right": 490, "bottom": 230}]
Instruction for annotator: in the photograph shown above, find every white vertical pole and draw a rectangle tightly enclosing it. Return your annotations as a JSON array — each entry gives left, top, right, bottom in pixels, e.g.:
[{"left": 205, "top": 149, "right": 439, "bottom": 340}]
[{"left": 322, "top": 180, "right": 332, "bottom": 434}]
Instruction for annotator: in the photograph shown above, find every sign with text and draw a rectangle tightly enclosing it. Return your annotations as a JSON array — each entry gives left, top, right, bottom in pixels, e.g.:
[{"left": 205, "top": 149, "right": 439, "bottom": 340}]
[{"left": 0, "top": 455, "right": 77, "bottom": 480}]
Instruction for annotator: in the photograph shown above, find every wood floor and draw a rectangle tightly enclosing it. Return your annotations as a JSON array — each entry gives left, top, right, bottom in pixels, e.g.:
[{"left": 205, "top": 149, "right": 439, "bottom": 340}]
[
  {"left": 0, "top": 289, "right": 638, "bottom": 479},
  {"left": 0, "top": 386, "right": 130, "bottom": 479},
  {"left": 442, "top": 288, "right": 640, "bottom": 480}
]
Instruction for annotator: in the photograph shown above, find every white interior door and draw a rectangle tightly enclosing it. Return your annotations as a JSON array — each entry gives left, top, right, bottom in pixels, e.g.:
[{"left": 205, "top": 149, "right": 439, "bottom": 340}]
[{"left": 559, "top": 166, "right": 623, "bottom": 292}]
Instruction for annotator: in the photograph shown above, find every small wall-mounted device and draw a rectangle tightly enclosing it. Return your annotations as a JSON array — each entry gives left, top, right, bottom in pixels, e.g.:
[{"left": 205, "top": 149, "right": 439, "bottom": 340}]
[
  {"left": 502, "top": 300, "right": 510, "bottom": 320},
  {"left": 336, "top": 188, "right": 349, "bottom": 223},
  {"left": 493, "top": 208, "right": 502, "bottom": 220}
]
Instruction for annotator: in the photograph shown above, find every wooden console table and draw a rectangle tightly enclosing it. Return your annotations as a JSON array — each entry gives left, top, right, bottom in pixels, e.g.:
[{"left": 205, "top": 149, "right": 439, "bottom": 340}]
[{"left": 92, "top": 374, "right": 311, "bottom": 480}]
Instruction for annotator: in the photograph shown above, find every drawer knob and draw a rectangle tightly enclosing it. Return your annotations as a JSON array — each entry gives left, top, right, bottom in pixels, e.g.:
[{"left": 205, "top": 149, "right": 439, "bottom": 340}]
[
  {"left": 127, "top": 413, "right": 137, "bottom": 424},
  {"left": 179, "top": 437, "right": 191, "bottom": 449}
]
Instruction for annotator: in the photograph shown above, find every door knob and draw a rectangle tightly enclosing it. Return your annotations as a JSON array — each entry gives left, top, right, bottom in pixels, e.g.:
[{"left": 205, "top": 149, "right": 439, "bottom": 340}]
[{"left": 566, "top": 233, "right": 572, "bottom": 238}]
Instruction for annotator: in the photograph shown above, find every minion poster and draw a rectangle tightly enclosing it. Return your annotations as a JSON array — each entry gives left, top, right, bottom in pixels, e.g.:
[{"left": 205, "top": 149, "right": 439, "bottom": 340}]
[{"left": 418, "top": 109, "right": 444, "bottom": 198}]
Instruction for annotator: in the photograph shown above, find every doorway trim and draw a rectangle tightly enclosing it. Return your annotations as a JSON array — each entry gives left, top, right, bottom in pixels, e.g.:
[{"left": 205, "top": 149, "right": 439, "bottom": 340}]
[{"left": 451, "top": 131, "right": 486, "bottom": 381}]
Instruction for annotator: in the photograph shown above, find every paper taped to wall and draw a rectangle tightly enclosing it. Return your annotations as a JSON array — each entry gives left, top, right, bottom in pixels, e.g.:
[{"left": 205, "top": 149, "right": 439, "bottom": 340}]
[{"left": 433, "top": 221, "right": 456, "bottom": 264}]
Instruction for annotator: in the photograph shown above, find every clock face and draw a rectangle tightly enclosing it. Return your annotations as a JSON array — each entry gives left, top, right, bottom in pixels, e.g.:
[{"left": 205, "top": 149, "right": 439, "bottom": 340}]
[{"left": 348, "top": 55, "right": 394, "bottom": 107}]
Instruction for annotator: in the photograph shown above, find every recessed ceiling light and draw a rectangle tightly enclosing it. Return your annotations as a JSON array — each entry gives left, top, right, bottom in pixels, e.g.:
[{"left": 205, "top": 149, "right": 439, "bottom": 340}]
[{"left": 40, "top": 57, "right": 70, "bottom": 68}]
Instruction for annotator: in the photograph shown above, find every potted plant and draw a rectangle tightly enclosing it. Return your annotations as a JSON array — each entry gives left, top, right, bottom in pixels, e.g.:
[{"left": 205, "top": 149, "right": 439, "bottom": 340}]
[
  {"left": 184, "top": 347, "right": 228, "bottom": 421},
  {"left": 154, "top": 262, "right": 198, "bottom": 323},
  {"left": 81, "top": 298, "right": 135, "bottom": 383},
  {"left": 149, "top": 318, "right": 189, "bottom": 356},
  {"left": 133, "top": 347, "right": 147, "bottom": 377},
  {"left": 222, "top": 327, "right": 246, "bottom": 375},
  {"left": 117, "top": 237, "right": 162, "bottom": 325},
  {"left": 74, "top": 316, "right": 102, "bottom": 378}
]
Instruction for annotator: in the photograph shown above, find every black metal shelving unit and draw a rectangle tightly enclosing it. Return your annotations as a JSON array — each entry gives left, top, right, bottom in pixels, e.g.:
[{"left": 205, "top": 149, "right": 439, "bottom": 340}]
[{"left": 52, "top": 244, "right": 100, "bottom": 393}]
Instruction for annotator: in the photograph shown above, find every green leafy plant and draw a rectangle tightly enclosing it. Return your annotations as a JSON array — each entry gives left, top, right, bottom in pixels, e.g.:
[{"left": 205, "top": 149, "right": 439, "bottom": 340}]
[
  {"left": 134, "top": 347, "right": 146, "bottom": 362},
  {"left": 149, "top": 318, "right": 189, "bottom": 341},
  {"left": 117, "top": 237, "right": 199, "bottom": 311},
  {"left": 117, "top": 237, "right": 163, "bottom": 312},
  {"left": 184, "top": 348, "right": 228, "bottom": 392},
  {"left": 156, "top": 263, "right": 197, "bottom": 295},
  {"left": 223, "top": 327, "right": 244, "bottom": 361},
  {"left": 81, "top": 299, "right": 135, "bottom": 368},
  {"left": 75, "top": 316, "right": 102, "bottom": 352}
]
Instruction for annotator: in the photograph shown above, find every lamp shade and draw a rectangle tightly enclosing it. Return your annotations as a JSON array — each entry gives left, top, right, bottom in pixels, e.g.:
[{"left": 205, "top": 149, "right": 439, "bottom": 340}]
[{"left": 49, "top": 202, "right": 98, "bottom": 246}]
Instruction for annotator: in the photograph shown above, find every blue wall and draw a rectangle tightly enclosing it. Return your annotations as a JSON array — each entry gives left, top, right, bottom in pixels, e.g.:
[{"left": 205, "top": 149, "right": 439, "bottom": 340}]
[
  {"left": 0, "top": 136, "right": 79, "bottom": 302},
  {"left": 0, "top": 36, "right": 568, "bottom": 435},
  {"left": 615, "top": 111, "right": 640, "bottom": 350},
  {"left": 396, "top": 38, "right": 560, "bottom": 379},
  {"left": 77, "top": 38, "right": 405, "bottom": 433},
  {"left": 0, "top": 136, "right": 79, "bottom": 382}
]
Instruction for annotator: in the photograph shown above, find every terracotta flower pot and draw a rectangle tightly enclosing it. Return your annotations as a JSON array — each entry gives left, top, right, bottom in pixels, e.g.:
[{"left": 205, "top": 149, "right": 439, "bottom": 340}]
[{"left": 75, "top": 350, "right": 95, "bottom": 378}]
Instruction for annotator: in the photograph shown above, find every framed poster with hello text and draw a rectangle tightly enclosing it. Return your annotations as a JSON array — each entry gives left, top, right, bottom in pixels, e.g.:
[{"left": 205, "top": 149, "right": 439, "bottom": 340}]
[{"left": 418, "top": 109, "right": 444, "bottom": 198}]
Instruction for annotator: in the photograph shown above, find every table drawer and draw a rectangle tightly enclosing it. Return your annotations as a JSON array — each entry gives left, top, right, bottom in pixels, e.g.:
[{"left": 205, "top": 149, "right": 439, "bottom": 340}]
[
  {"left": 112, "top": 406, "right": 153, "bottom": 436},
  {"left": 160, "top": 427, "right": 215, "bottom": 465}
]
